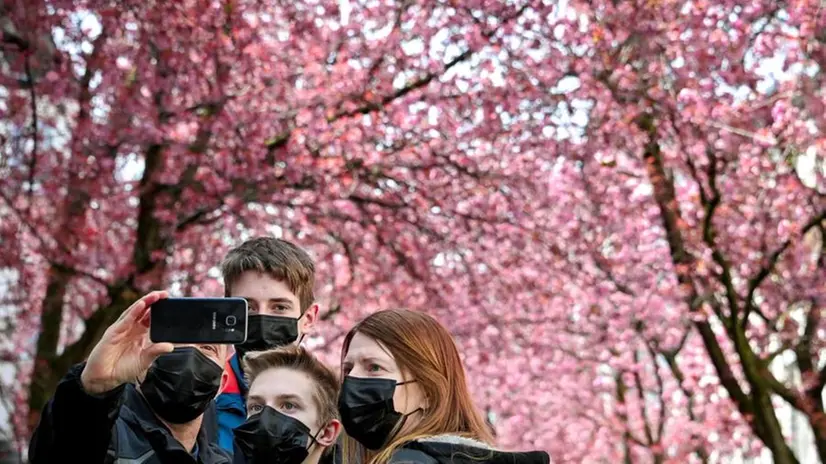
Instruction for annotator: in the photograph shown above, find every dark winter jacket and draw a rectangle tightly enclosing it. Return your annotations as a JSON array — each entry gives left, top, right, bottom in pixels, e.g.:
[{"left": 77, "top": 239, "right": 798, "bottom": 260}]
[
  {"left": 389, "top": 435, "right": 549, "bottom": 464},
  {"left": 29, "top": 363, "right": 230, "bottom": 464}
]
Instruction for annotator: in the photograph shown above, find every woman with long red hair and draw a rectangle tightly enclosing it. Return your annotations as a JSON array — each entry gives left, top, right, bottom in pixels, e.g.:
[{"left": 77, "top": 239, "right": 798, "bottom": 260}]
[{"left": 337, "top": 309, "right": 549, "bottom": 464}]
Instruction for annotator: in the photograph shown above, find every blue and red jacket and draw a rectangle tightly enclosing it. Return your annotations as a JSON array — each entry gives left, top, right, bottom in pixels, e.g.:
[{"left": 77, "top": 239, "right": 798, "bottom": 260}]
[{"left": 215, "top": 354, "right": 247, "bottom": 453}]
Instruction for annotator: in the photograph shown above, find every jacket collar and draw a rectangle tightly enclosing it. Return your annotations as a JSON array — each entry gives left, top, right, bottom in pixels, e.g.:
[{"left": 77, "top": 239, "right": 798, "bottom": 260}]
[
  {"left": 119, "top": 385, "right": 230, "bottom": 463},
  {"left": 407, "top": 435, "right": 549, "bottom": 464},
  {"left": 229, "top": 354, "right": 249, "bottom": 396}
]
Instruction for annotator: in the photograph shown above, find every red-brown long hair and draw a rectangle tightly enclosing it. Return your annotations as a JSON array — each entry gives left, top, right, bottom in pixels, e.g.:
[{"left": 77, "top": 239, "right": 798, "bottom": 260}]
[{"left": 340, "top": 309, "right": 494, "bottom": 464}]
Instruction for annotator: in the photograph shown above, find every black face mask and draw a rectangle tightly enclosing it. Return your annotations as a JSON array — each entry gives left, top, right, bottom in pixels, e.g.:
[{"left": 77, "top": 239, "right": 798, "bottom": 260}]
[
  {"left": 338, "top": 376, "right": 418, "bottom": 450},
  {"left": 236, "top": 315, "right": 300, "bottom": 362},
  {"left": 140, "top": 347, "right": 223, "bottom": 424},
  {"left": 234, "top": 406, "right": 318, "bottom": 464}
]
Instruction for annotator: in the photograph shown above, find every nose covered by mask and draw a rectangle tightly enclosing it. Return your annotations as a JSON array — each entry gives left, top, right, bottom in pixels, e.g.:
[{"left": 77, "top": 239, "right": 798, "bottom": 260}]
[
  {"left": 235, "top": 315, "right": 300, "bottom": 362},
  {"left": 140, "top": 346, "right": 223, "bottom": 424},
  {"left": 338, "top": 376, "right": 418, "bottom": 450},
  {"left": 234, "top": 406, "right": 319, "bottom": 464}
]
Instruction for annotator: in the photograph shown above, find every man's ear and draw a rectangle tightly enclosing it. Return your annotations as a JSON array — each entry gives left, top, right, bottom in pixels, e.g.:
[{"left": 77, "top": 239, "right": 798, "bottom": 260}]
[
  {"left": 316, "top": 419, "right": 342, "bottom": 447},
  {"left": 218, "top": 370, "right": 230, "bottom": 395},
  {"left": 300, "top": 303, "right": 320, "bottom": 333}
]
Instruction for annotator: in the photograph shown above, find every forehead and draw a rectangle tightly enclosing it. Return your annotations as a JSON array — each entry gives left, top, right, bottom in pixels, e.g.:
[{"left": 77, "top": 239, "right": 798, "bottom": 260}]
[
  {"left": 249, "top": 367, "right": 317, "bottom": 404},
  {"left": 229, "top": 272, "right": 297, "bottom": 301},
  {"left": 344, "top": 332, "right": 394, "bottom": 363}
]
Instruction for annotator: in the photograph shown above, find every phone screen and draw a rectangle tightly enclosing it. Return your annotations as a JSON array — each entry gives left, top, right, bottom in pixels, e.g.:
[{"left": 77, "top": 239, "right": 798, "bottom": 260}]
[{"left": 150, "top": 298, "right": 248, "bottom": 344}]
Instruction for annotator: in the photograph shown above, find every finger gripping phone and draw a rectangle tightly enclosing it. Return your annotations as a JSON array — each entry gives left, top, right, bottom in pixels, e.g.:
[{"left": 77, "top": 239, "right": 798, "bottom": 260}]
[{"left": 150, "top": 298, "right": 248, "bottom": 344}]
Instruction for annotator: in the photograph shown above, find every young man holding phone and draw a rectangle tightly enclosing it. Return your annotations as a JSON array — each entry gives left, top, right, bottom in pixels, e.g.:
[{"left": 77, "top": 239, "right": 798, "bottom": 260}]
[
  {"left": 29, "top": 291, "right": 232, "bottom": 464},
  {"left": 232, "top": 345, "right": 341, "bottom": 464},
  {"left": 215, "top": 237, "right": 320, "bottom": 453}
]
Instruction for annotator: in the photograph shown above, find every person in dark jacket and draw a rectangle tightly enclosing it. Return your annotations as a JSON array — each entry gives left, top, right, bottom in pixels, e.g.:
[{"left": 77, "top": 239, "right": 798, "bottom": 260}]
[
  {"left": 215, "top": 237, "right": 320, "bottom": 454},
  {"left": 384, "top": 436, "right": 548, "bottom": 464},
  {"left": 28, "top": 291, "right": 232, "bottom": 464},
  {"left": 231, "top": 345, "right": 340, "bottom": 464},
  {"left": 338, "top": 309, "right": 550, "bottom": 464}
]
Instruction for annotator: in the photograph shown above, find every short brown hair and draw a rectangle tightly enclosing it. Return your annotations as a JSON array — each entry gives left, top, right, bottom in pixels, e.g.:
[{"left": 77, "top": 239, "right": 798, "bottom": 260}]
[
  {"left": 221, "top": 237, "right": 315, "bottom": 312},
  {"left": 243, "top": 346, "right": 340, "bottom": 426}
]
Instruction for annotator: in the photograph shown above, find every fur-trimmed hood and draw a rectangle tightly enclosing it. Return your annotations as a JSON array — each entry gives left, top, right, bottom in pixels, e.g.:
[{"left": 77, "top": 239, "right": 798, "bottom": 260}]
[
  {"left": 392, "top": 434, "right": 550, "bottom": 464},
  {"left": 418, "top": 435, "right": 495, "bottom": 448}
]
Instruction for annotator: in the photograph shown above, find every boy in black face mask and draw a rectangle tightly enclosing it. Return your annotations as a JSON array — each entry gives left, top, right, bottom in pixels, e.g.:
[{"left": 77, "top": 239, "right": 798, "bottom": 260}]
[
  {"left": 232, "top": 345, "right": 341, "bottom": 464},
  {"left": 28, "top": 291, "right": 232, "bottom": 464},
  {"left": 215, "top": 237, "right": 320, "bottom": 454}
]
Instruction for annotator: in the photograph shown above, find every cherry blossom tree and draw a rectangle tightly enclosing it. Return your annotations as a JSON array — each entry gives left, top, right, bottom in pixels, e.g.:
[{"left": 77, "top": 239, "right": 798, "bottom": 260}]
[
  {"left": 1, "top": 0, "right": 824, "bottom": 462},
  {"left": 544, "top": 1, "right": 825, "bottom": 462}
]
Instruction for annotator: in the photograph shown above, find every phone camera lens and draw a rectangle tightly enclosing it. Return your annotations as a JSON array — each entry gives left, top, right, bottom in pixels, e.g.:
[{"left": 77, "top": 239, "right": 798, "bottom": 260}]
[{"left": 225, "top": 315, "right": 237, "bottom": 327}]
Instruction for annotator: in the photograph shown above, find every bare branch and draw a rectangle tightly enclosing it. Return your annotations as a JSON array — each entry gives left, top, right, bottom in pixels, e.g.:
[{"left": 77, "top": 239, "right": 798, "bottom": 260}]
[{"left": 744, "top": 209, "right": 826, "bottom": 321}]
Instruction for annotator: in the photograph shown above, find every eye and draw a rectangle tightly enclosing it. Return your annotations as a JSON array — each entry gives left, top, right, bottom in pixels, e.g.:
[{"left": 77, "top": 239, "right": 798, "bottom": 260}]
[
  {"left": 248, "top": 404, "right": 263, "bottom": 413},
  {"left": 281, "top": 401, "right": 298, "bottom": 411},
  {"left": 274, "top": 304, "right": 291, "bottom": 312},
  {"left": 241, "top": 299, "right": 258, "bottom": 313},
  {"left": 201, "top": 345, "right": 218, "bottom": 354},
  {"left": 368, "top": 363, "right": 383, "bottom": 373}
]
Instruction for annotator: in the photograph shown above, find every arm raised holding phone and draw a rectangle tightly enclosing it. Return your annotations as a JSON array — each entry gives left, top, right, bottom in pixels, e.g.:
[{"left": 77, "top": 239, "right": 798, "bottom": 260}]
[
  {"left": 29, "top": 291, "right": 234, "bottom": 464},
  {"left": 81, "top": 291, "right": 175, "bottom": 394}
]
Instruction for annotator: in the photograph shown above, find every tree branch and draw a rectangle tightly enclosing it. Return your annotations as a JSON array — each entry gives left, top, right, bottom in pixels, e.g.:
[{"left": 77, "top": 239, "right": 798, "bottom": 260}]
[
  {"left": 634, "top": 111, "right": 798, "bottom": 463},
  {"left": 661, "top": 352, "right": 710, "bottom": 463},
  {"left": 326, "top": 4, "right": 528, "bottom": 122},
  {"left": 23, "top": 53, "right": 38, "bottom": 214},
  {"left": 744, "top": 209, "right": 826, "bottom": 322},
  {"left": 685, "top": 151, "right": 745, "bottom": 328},
  {"left": 632, "top": 350, "right": 656, "bottom": 446},
  {"left": 329, "top": 48, "right": 473, "bottom": 121},
  {"left": 614, "top": 370, "right": 645, "bottom": 463},
  {"left": 0, "top": 189, "right": 111, "bottom": 288}
]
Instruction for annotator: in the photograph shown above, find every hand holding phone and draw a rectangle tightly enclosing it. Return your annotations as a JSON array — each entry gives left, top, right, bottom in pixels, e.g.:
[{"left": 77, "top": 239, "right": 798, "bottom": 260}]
[
  {"left": 150, "top": 297, "right": 248, "bottom": 344},
  {"left": 82, "top": 291, "right": 175, "bottom": 394}
]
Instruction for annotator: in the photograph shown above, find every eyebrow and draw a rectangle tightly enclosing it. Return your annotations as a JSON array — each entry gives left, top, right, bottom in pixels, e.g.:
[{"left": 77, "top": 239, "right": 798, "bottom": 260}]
[
  {"left": 247, "top": 393, "right": 307, "bottom": 405},
  {"left": 237, "top": 297, "right": 293, "bottom": 305},
  {"left": 343, "top": 354, "right": 388, "bottom": 366},
  {"left": 279, "top": 393, "right": 308, "bottom": 409}
]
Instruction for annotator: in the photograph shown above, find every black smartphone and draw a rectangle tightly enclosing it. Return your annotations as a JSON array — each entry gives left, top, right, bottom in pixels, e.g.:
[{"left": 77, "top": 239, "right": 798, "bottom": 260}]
[{"left": 149, "top": 297, "right": 248, "bottom": 344}]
